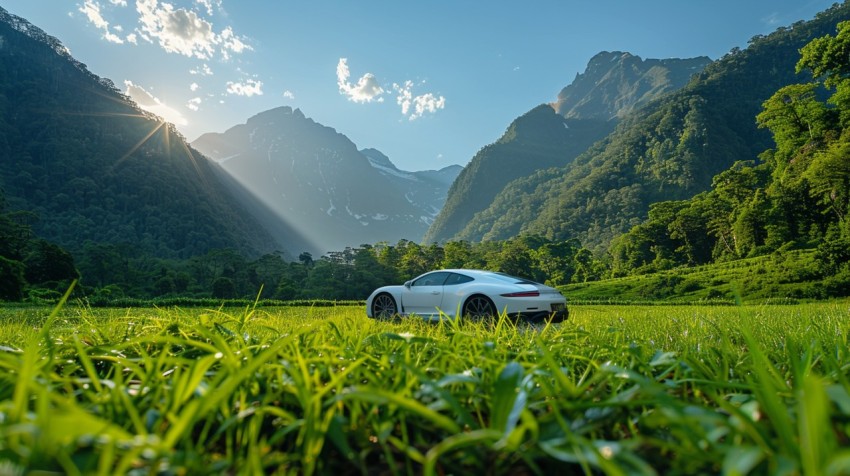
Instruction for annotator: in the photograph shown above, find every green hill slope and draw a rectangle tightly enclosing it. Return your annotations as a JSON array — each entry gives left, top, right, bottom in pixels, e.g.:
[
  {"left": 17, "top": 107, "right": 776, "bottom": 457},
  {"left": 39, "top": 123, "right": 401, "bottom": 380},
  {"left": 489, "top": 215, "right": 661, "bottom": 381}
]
[
  {"left": 425, "top": 53, "right": 711, "bottom": 244},
  {"left": 460, "top": 4, "right": 850, "bottom": 252},
  {"left": 0, "top": 7, "right": 277, "bottom": 259},
  {"left": 560, "top": 249, "right": 838, "bottom": 303}
]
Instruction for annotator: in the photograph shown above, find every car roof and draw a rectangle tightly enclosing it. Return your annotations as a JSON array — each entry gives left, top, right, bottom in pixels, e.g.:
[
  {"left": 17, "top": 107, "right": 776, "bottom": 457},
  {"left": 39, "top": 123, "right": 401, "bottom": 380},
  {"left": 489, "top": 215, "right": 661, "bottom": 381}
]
[
  {"left": 437, "top": 269, "right": 491, "bottom": 276},
  {"left": 434, "top": 269, "right": 516, "bottom": 279},
  {"left": 431, "top": 269, "right": 540, "bottom": 284}
]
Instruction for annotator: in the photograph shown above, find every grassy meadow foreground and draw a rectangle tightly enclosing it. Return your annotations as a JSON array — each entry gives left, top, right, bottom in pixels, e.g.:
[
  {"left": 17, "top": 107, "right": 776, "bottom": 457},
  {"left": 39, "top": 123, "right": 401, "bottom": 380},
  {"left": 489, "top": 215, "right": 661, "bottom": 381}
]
[{"left": 1, "top": 301, "right": 849, "bottom": 475}]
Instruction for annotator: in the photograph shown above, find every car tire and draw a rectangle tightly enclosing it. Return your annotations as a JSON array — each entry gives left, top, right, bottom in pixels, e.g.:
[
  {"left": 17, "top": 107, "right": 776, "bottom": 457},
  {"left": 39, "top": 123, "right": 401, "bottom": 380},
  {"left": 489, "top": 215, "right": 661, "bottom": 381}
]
[
  {"left": 371, "top": 293, "right": 398, "bottom": 320},
  {"left": 462, "top": 294, "right": 496, "bottom": 322}
]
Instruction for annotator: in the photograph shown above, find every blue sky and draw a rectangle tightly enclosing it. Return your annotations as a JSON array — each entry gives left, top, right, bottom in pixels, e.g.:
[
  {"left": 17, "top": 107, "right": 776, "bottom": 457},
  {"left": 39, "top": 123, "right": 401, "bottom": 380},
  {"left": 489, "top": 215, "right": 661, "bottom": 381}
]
[{"left": 3, "top": 0, "right": 837, "bottom": 171}]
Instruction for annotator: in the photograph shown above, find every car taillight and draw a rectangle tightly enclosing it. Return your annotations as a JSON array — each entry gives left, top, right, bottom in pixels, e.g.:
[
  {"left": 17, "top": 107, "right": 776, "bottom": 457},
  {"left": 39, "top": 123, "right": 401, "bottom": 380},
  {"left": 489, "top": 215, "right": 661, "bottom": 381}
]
[{"left": 500, "top": 291, "right": 540, "bottom": 297}]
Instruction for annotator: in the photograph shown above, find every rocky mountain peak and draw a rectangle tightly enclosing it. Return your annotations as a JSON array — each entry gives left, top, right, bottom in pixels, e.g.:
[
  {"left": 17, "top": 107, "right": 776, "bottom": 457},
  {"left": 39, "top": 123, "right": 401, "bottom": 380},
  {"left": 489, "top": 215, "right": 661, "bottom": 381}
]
[{"left": 552, "top": 50, "right": 711, "bottom": 120}]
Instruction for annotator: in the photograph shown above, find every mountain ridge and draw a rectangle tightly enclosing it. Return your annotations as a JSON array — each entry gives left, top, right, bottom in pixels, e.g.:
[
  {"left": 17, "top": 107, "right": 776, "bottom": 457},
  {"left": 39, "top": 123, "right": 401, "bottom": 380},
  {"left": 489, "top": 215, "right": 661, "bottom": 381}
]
[
  {"left": 192, "top": 106, "right": 460, "bottom": 255},
  {"left": 424, "top": 51, "right": 711, "bottom": 243},
  {"left": 552, "top": 51, "right": 711, "bottom": 120}
]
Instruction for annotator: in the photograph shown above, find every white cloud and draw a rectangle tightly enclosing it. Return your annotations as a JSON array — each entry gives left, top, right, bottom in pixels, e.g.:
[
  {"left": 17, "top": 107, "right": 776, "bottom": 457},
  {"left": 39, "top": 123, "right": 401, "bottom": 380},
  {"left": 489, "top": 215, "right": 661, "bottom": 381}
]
[
  {"left": 393, "top": 81, "right": 445, "bottom": 120},
  {"left": 133, "top": 0, "right": 251, "bottom": 60},
  {"left": 123, "top": 79, "right": 187, "bottom": 125},
  {"left": 190, "top": 63, "right": 213, "bottom": 76},
  {"left": 103, "top": 31, "right": 124, "bottom": 44},
  {"left": 226, "top": 79, "right": 263, "bottom": 97},
  {"left": 80, "top": 0, "right": 109, "bottom": 29},
  {"left": 336, "top": 58, "right": 385, "bottom": 103},
  {"left": 195, "top": 0, "right": 221, "bottom": 16},
  {"left": 335, "top": 58, "right": 445, "bottom": 118},
  {"left": 220, "top": 26, "right": 251, "bottom": 59},
  {"left": 136, "top": 0, "right": 217, "bottom": 58},
  {"left": 186, "top": 97, "right": 202, "bottom": 111},
  {"left": 126, "top": 33, "right": 138, "bottom": 44},
  {"left": 109, "top": 0, "right": 128, "bottom": 5},
  {"left": 190, "top": 82, "right": 199, "bottom": 91},
  {"left": 412, "top": 93, "right": 446, "bottom": 118},
  {"left": 79, "top": 0, "right": 125, "bottom": 44},
  {"left": 282, "top": 90, "right": 295, "bottom": 99}
]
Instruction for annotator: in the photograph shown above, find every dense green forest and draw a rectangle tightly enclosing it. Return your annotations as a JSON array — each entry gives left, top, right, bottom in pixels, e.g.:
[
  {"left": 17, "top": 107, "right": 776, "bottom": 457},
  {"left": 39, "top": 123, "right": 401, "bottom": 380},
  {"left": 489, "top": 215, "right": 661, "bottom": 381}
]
[
  {"left": 608, "top": 19, "right": 850, "bottom": 296},
  {"left": 0, "top": 7, "right": 278, "bottom": 260}
]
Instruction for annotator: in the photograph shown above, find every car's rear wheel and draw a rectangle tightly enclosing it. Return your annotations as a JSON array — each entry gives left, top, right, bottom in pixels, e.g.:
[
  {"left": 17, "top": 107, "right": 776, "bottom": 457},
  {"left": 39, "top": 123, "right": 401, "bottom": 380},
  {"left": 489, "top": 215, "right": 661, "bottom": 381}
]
[
  {"left": 371, "top": 293, "right": 397, "bottom": 320},
  {"left": 462, "top": 295, "right": 496, "bottom": 322}
]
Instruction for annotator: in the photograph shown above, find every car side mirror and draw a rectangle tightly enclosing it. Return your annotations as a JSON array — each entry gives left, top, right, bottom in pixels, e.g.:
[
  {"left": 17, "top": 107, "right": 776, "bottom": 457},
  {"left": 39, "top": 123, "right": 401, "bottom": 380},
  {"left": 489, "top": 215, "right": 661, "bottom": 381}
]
[{"left": 404, "top": 280, "right": 411, "bottom": 289}]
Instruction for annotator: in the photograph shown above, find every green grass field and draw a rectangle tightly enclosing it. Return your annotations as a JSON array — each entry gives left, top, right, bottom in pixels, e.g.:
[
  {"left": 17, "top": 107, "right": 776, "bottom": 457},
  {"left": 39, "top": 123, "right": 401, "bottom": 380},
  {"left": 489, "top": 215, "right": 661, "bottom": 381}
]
[
  {"left": 560, "top": 249, "right": 839, "bottom": 304},
  {"left": 1, "top": 299, "right": 849, "bottom": 475}
]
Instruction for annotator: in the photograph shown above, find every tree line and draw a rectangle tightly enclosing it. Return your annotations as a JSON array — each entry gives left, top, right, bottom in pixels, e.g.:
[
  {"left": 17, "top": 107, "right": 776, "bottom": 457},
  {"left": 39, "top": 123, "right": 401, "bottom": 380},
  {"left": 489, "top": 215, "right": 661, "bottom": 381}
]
[{"left": 0, "top": 203, "right": 605, "bottom": 303}]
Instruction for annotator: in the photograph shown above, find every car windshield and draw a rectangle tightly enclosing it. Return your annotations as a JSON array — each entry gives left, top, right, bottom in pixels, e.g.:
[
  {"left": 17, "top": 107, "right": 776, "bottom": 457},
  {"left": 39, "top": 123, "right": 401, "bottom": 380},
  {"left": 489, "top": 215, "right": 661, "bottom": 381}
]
[{"left": 490, "top": 272, "right": 539, "bottom": 285}]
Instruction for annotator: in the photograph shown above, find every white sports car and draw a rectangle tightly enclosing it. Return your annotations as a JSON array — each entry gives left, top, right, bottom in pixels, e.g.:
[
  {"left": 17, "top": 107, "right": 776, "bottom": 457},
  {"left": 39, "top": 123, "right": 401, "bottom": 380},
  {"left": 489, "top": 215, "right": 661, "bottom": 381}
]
[{"left": 365, "top": 269, "right": 568, "bottom": 322}]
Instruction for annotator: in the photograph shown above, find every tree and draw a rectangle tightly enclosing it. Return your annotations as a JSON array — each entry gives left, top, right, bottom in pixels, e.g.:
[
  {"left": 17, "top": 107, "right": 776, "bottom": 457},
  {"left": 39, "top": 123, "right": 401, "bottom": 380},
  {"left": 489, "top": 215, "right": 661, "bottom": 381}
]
[
  {"left": 731, "top": 189, "right": 771, "bottom": 256},
  {"left": 211, "top": 276, "right": 237, "bottom": 299},
  {"left": 0, "top": 192, "right": 33, "bottom": 261},
  {"left": 797, "top": 21, "right": 850, "bottom": 89},
  {"left": 489, "top": 238, "right": 536, "bottom": 280},
  {"left": 24, "top": 240, "right": 79, "bottom": 285},
  {"left": 804, "top": 131, "right": 850, "bottom": 224},
  {"left": 756, "top": 83, "right": 832, "bottom": 177},
  {"left": 399, "top": 242, "right": 428, "bottom": 279},
  {"left": 0, "top": 256, "right": 25, "bottom": 301},
  {"left": 531, "top": 239, "right": 580, "bottom": 286},
  {"left": 251, "top": 252, "right": 289, "bottom": 299},
  {"left": 298, "top": 252, "right": 314, "bottom": 268},
  {"left": 441, "top": 241, "right": 472, "bottom": 269},
  {"left": 668, "top": 198, "right": 714, "bottom": 265},
  {"left": 572, "top": 248, "right": 602, "bottom": 283}
]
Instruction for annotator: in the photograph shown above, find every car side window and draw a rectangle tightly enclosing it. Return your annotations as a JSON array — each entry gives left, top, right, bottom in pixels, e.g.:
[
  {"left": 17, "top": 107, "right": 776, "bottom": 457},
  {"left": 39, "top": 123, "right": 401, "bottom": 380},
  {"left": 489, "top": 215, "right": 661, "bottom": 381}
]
[
  {"left": 411, "top": 272, "right": 450, "bottom": 287},
  {"left": 444, "top": 273, "right": 473, "bottom": 286}
]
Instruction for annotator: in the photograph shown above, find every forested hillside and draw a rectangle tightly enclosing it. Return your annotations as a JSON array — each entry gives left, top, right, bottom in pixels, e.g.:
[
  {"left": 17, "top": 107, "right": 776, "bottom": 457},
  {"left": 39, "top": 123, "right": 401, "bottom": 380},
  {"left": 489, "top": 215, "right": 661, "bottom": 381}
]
[
  {"left": 607, "top": 18, "right": 850, "bottom": 295},
  {"left": 424, "top": 53, "right": 710, "bottom": 243},
  {"left": 0, "top": 7, "right": 277, "bottom": 260},
  {"left": 424, "top": 105, "right": 608, "bottom": 243},
  {"left": 453, "top": 3, "right": 850, "bottom": 251}
]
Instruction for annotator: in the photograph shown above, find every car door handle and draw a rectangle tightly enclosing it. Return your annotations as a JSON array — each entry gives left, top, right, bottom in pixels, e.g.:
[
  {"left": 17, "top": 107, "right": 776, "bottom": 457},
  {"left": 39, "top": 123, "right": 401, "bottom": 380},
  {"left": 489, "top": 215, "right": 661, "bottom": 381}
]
[{"left": 431, "top": 291, "right": 440, "bottom": 295}]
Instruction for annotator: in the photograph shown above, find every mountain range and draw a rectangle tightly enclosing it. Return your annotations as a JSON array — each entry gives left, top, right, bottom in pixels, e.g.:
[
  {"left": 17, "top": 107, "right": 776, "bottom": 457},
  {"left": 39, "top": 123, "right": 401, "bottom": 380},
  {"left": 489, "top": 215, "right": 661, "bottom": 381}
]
[
  {"left": 423, "top": 52, "right": 712, "bottom": 244},
  {"left": 2, "top": 1, "right": 848, "bottom": 270},
  {"left": 425, "top": 4, "right": 849, "bottom": 251},
  {"left": 191, "top": 107, "right": 461, "bottom": 254}
]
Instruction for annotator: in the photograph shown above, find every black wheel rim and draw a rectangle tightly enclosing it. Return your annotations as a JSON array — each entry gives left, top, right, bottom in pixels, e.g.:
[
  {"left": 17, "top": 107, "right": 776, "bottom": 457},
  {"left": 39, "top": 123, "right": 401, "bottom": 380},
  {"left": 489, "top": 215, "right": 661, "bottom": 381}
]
[
  {"left": 463, "top": 296, "right": 494, "bottom": 321},
  {"left": 372, "top": 294, "right": 396, "bottom": 319}
]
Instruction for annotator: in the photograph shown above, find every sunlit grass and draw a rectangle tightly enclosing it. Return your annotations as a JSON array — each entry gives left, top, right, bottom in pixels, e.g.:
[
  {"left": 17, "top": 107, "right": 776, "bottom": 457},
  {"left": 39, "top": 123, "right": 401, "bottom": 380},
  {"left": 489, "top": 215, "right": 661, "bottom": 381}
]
[{"left": 0, "top": 301, "right": 849, "bottom": 474}]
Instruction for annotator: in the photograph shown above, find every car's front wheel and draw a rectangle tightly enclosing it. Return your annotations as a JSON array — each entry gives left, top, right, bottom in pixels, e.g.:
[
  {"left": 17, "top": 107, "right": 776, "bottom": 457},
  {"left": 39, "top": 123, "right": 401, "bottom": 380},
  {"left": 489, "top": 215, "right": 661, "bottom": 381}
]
[
  {"left": 462, "top": 295, "right": 496, "bottom": 322},
  {"left": 371, "top": 293, "right": 398, "bottom": 320}
]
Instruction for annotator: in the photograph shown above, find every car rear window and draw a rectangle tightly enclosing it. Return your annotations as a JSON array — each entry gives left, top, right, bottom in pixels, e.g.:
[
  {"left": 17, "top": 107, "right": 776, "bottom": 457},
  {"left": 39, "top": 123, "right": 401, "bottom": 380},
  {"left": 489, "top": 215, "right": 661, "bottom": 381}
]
[{"left": 491, "top": 272, "right": 538, "bottom": 285}]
